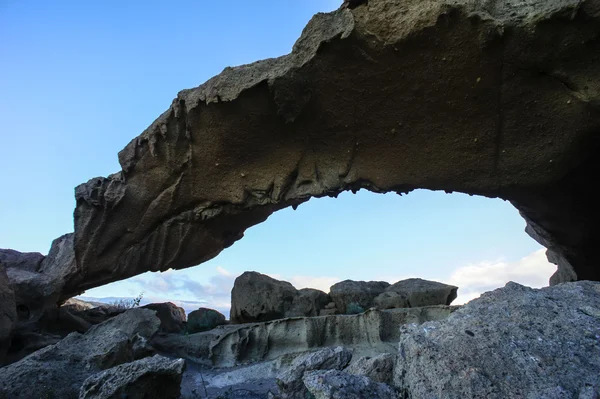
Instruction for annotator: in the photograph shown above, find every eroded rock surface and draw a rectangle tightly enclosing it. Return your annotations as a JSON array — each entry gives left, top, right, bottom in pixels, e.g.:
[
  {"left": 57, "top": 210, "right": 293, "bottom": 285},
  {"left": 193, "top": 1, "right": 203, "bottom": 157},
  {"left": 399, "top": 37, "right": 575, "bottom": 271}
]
[
  {"left": 66, "top": 0, "right": 600, "bottom": 295},
  {"left": 394, "top": 281, "right": 600, "bottom": 398},
  {"left": 277, "top": 346, "right": 352, "bottom": 399},
  {"left": 304, "top": 370, "right": 399, "bottom": 399},
  {"left": 79, "top": 354, "right": 185, "bottom": 399},
  {"left": 154, "top": 305, "right": 456, "bottom": 367},
  {"left": 0, "top": 308, "right": 160, "bottom": 399},
  {"left": 344, "top": 353, "right": 396, "bottom": 384}
]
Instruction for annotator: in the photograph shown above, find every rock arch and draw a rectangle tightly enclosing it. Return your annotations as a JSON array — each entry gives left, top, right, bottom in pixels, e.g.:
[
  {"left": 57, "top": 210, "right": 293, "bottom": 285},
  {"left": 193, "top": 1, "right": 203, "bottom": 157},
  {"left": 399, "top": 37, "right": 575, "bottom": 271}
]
[{"left": 69, "top": 0, "right": 600, "bottom": 298}]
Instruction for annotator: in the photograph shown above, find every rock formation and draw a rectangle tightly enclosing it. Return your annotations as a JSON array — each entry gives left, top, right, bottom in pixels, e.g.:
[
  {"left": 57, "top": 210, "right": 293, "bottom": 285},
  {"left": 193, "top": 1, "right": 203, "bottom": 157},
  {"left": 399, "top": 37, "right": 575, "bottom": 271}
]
[
  {"left": 0, "top": 308, "right": 161, "bottom": 398},
  {"left": 141, "top": 302, "right": 187, "bottom": 333},
  {"left": 376, "top": 278, "right": 458, "bottom": 308},
  {"left": 186, "top": 307, "right": 226, "bottom": 333},
  {"left": 231, "top": 271, "right": 331, "bottom": 323},
  {"left": 394, "top": 281, "right": 600, "bottom": 398},
  {"left": 330, "top": 280, "right": 390, "bottom": 313},
  {"left": 53, "top": 0, "right": 599, "bottom": 298},
  {"left": 79, "top": 354, "right": 185, "bottom": 399},
  {"left": 303, "top": 370, "right": 399, "bottom": 399}
]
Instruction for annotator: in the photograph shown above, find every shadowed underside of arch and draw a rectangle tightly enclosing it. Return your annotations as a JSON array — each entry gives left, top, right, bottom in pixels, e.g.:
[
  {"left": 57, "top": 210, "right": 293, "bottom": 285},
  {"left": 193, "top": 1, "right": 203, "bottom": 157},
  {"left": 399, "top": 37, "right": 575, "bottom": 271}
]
[{"left": 69, "top": 0, "right": 600, "bottom": 298}]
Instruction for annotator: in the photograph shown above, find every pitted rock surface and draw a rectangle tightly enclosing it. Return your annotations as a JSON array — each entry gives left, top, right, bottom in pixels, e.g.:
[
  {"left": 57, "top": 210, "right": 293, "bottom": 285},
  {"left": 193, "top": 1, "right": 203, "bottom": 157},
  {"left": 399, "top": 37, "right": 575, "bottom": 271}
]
[{"left": 393, "top": 281, "right": 600, "bottom": 399}]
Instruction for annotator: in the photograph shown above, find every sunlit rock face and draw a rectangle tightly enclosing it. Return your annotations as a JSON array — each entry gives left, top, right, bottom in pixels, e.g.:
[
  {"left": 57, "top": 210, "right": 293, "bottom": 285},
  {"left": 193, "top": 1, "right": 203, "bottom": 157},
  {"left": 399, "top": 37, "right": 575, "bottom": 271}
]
[{"left": 70, "top": 0, "right": 600, "bottom": 295}]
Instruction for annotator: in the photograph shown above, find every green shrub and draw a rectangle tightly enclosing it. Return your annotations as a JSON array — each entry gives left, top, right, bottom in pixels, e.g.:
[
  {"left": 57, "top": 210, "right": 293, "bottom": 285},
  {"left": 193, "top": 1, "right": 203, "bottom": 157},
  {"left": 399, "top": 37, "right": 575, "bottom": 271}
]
[{"left": 346, "top": 302, "right": 365, "bottom": 315}]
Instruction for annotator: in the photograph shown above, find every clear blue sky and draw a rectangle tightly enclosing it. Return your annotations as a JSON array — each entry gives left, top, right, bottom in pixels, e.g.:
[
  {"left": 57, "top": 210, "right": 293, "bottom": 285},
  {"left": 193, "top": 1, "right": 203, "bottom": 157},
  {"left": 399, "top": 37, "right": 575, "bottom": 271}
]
[{"left": 0, "top": 1, "right": 553, "bottom": 313}]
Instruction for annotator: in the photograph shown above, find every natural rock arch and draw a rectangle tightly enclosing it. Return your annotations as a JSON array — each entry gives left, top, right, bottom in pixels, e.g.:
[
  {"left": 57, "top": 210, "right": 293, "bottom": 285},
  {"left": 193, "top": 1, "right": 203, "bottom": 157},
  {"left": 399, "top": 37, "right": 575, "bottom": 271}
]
[{"left": 68, "top": 0, "right": 600, "bottom": 299}]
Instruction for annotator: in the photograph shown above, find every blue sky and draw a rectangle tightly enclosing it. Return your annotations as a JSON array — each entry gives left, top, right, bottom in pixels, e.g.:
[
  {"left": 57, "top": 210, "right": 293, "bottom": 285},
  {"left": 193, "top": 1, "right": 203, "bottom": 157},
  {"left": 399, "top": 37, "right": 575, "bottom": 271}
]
[{"left": 0, "top": 1, "right": 554, "bottom": 316}]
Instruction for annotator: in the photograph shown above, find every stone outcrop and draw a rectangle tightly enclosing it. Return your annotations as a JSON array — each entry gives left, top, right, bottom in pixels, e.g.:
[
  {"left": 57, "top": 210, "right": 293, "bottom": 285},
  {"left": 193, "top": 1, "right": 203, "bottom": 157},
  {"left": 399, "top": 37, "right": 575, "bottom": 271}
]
[
  {"left": 79, "top": 354, "right": 185, "bottom": 399},
  {"left": 0, "top": 308, "right": 160, "bottom": 398},
  {"left": 187, "top": 307, "right": 226, "bottom": 333},
  {"left": 141, "top": 302, "right": 186, "bottom": 333},
  {"left": 393, "top": 281, "right": 600, "bottom": 398},
  {"left": 231, "top": 271, "right": 330, "bottom": 323},
  {"left": 154, "top": 305, "right": 456, "bottom": 367},
  {"left": 60, "top": 0, "right": 600, "bottom": 296},
  {"left": 0, "top": 266, "right": 16, "bottom": 364},
  {"left": 276, "top": 346, "right": 353, "bottom": 399},
  {"left": 303, "top": 370, "right": 399, "bottom": 399},
  {"left": 0, "top": 234, "right": 79, "bottom": 331},
  {"left": 330, "top": 280, "right": 390, "bottom": 313},
  {"left": 376, "top": 278, "right": 458, "bottom": 308}
]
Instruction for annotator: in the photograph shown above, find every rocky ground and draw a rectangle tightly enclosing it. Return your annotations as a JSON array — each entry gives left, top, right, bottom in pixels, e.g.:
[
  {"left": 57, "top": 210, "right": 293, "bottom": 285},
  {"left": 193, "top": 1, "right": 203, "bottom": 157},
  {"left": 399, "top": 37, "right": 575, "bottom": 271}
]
[{"left": 1, "top": 280, "right": 599, "bottom": 398}]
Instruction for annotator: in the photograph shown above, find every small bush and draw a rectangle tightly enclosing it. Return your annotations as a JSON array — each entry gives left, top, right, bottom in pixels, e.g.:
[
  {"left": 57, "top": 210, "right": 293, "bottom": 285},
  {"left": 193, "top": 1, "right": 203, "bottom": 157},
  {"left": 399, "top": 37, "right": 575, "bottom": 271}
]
[
  {"left": 110, "top": 292, "right": 144, "bottom": 311},
  {"left": 346, "top": 302, "right": 365, "bottom": 315}
]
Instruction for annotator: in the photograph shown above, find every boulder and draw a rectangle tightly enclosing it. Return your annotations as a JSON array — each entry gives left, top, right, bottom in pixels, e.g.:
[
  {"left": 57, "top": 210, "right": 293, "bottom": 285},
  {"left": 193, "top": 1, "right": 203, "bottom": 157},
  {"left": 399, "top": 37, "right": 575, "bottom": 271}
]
[
  {"left": 303, "top": 370, "right": 399, "bottom": 399},
  {"left": 373, "top": 291, "right": 409, "bottom": 310},
  {"left": 276, "top": 346, "right": 353, "bottom": 399},
  {"left": 0, "top": 308, "right": 160, "bottom": 399},
  {"left": 288, "top": 288, "right": 331, "bottom": 318},
  {"left": 329, "top": 280, "right": 390, "bottom": 314},
  {"left": 344, "top": 353, "right": 396, "bottom": 384},
  {"left": 380, "top": 278, "right": 458, "bottom": 308},
  {"left": 187, "top": 307, "right": 226, "bottom": 333},
  {"left": 394, "top": 281, "right": 600, "bottom": 398},
  {"left": 79, "top": 354, "right": 185, "bottom": 399},
  {"left": 319, "top": 302, "right": 338, "bottom": 316},
  {"left": 141, "top": 302, "right": 186, "bottom": 333},
  {"left": 0, "top": 266, "right": 16, "bottom": 363}
]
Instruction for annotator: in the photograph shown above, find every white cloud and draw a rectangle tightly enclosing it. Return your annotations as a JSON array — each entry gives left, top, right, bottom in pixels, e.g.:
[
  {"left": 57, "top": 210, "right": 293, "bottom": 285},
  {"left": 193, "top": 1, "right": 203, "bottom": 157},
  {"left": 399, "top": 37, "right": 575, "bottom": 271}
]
[{"left": 448, "top": 249, "right": 555, "bottom": 305}]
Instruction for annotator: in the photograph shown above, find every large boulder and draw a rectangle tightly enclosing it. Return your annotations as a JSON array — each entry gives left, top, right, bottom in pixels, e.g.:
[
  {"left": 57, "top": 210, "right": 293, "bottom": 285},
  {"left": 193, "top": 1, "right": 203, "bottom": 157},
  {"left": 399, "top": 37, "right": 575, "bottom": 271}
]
[
  {"left": 276, "top": 346, "right": 353, "bottom": 399},
  {"left": 187, "top": 307, "right": 226, "bottom": 333},
  {"left": 329, "top": 280, "right": 390, "bottom": 314},
  {"left": 79, "top": 354, "right": 185, "bottom": 399},
  {"left": 303, "top": 370, "right": 399, "bottom": 399},
  {"left": 394, "top": 281, "right": 600, "bottom": 398},
  {"left": 231, "top": 271, "right": 330, "bottom": 323},
  {"left": 376, "top": 278, "right": 458, "bottom": 308},
  {"left": 0, "top": 266, "right": 16, "bottom": 364},
  {"left": 231, "top": 272, "right": 298, "bottom": 323},
  {"left": 141, "top": 302, "right": 186, "bottom": 333},
  {"left": 0, "top": 308, "right": 160, "bottom": 399}
]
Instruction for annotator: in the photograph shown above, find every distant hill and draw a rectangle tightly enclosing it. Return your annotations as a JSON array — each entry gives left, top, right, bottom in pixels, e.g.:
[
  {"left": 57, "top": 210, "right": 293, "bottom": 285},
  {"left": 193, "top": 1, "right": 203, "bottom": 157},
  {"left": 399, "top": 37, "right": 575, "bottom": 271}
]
[{"left": 76, "top": 296, "right": 230, "bottom": 319}]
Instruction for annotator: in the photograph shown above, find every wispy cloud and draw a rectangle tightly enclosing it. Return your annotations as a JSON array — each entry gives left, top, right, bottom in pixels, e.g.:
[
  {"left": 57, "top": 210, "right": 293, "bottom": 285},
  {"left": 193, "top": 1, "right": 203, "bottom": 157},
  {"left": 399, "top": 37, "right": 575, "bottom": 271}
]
[{"left": 447, "top": 249, "right": 555, "bottom": 304}]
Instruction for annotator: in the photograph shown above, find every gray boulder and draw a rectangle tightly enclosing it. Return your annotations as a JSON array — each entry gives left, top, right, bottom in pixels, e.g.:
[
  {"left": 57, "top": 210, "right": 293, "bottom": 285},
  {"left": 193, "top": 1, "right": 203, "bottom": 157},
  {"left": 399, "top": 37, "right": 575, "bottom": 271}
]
[
  {"left": 0, "top": 266, "right": 16, "bottom": 363},
  {"left": 0, "top": 308, "right": 160, "bottom": 399},
  {"left": 329, "top": 280, "right": 390, "bottom": 314},
  {"left": 79, "top": 354, "right": 185, "bottom": 399},
  {"left": 231, "top": 271, "right": 298, "bottom": 323},
  {"left": 276, "top": 346, "right": 352, "bottom": 399},
  {"left": 187, "top": 307, "right": 226, "bottom": 333},
  {"left": 288, "top": 288, "right": 331, "bottom": 318},
  {"left": 380, "top": 278, "right": 457, "bottom": 308},
  {"left": 344, "top": 353, "right": 396, "bottom": 384},
  {"left": 394, "top": 281, "right": 600, "bottom": 398},
  {"left": 304, "top": 370, "right": 399, "bottom": 399},
  {"left": 231, "top": 272, "right": 330, "bottom": 323},
  {"left": 141, "top": 302, "right": 186, "bottom": 333},
  {"left": 373, "top": 291, "right": 410, "bottom": 310}
]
